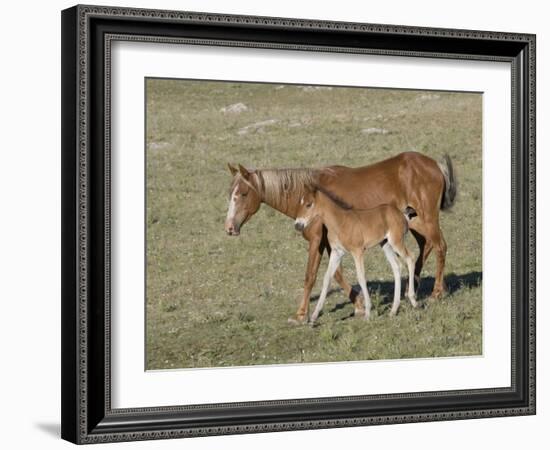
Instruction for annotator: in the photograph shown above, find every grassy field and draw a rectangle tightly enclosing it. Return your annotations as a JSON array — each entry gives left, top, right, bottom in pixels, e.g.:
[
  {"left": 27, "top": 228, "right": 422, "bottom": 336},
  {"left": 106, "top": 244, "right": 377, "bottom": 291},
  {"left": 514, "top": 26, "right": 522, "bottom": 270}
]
[{"left": 145, "top": 79, "right": 482, "bottom": 370}]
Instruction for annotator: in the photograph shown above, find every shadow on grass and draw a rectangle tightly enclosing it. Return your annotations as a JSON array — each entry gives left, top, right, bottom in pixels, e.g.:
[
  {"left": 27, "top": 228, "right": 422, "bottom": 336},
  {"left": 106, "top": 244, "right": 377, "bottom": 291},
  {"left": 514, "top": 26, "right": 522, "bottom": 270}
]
[{"left": 311, "top": 271, "right": 482, "bottom": 315}]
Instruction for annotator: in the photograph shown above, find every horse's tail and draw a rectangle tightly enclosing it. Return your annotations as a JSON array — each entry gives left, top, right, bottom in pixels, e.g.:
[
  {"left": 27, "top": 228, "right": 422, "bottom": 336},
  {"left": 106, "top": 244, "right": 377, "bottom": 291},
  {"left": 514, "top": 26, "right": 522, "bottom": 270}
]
[{"left": 437, "top": 154, "right": 457, "bottom": 211}]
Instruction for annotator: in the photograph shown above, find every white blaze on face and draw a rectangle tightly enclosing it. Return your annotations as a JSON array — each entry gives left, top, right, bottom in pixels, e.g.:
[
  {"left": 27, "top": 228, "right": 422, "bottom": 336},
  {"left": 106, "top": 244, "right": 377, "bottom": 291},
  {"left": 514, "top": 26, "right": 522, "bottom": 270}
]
[
  {"left": 226, "top": 185, "right": 239, "bottom": 222},
  {"left": 295, "top": 196, "right": 311, "bottom": 228},
  {"left": 294, "top": 196, "right": 306, "bottom": 228}
]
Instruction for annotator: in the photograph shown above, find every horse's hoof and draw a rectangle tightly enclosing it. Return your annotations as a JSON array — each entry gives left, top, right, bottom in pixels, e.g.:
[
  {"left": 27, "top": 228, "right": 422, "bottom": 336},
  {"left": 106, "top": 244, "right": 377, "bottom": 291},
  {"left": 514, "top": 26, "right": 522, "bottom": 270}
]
[
  {"left": 288, "top": 316, "right": 307, "bottom": 326},
  {"left": 352, "top": 296, "right": 365, "bottom": 310},
  {"left": 390, "top": 310, "right": 398, "bottom": 317},
  {"left": 354, "top": 308, "right": 366, "bottom": 317},
  {"left": 430, "top": 287, "right": 448, "bottom": 300}
]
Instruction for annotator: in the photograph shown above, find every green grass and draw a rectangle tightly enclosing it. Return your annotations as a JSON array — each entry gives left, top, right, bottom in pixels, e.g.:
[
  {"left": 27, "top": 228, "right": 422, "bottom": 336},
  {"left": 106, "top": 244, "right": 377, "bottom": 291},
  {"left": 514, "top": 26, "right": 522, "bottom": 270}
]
[{"left": 145, "top": 79, "right": 482, "bottom": 370}]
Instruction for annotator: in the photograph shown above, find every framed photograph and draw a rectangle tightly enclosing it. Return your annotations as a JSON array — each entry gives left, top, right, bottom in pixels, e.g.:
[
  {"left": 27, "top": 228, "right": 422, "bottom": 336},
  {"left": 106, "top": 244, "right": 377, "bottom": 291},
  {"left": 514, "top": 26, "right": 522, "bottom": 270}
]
[{"left": 61, "top": 4, "right": 536, "bottom": 444}]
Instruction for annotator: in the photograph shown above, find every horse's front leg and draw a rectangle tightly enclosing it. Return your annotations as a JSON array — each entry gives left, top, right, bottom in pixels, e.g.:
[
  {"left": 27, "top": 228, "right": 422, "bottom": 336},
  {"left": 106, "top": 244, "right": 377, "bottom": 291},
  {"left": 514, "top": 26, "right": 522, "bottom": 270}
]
[{"left": 288, "top": 222, "right": 325, "bottom": 325}]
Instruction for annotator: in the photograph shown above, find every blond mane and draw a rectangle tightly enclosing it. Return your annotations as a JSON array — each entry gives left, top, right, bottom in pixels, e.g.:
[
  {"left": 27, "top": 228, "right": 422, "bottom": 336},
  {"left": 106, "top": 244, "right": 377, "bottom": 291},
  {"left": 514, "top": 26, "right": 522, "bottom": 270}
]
[{"left": 256, "top": 168, "right": 318, "bottom": 206}]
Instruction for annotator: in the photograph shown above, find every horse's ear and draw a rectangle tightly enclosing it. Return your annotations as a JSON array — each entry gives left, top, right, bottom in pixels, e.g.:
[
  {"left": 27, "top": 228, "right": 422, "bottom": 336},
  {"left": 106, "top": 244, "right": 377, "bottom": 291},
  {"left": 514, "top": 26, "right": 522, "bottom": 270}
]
[
  {"left": 238, "top": 164, "right": 251, "bottom": 180},
  {"left": 227, "top": 163, "right": 238, "bottom": 176}
]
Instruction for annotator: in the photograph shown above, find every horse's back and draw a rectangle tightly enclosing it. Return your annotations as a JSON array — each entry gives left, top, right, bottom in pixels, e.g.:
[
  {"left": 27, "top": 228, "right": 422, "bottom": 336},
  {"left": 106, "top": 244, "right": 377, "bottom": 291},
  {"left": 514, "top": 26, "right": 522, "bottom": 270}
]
[
  {"left": 326, "top": 152, "right": 439, "bottom": 178},
  {"left": 318, "top": 152, "right": 444, "bottom": 211}
]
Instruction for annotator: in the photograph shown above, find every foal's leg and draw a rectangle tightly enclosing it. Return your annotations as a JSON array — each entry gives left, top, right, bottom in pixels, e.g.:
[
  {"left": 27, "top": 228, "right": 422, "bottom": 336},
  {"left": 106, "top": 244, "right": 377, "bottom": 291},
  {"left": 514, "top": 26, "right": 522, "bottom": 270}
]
[
  {"left": 382, "top": 243, "right": 402, "bottom": 316},
  {"left": 310, "top": 249, "right": 345, "bottom": 324},
  {"left": 324, "top": 229, "right": 365, "bottom": 314},
  {"left": 351, "top": 252, "right": 371, "bottom": 320},
  {"left": 389, "top": 237, "right": 418, "bottom": 309},
  {"left": 333, "top": 264, "right": 365, "bottom": 314}
]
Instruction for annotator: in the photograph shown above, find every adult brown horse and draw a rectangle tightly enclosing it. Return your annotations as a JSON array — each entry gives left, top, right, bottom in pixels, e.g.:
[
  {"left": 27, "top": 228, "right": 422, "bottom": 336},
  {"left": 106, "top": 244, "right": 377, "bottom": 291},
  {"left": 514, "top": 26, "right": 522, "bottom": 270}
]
[{"left": 224, "top": 152, "right": 457, "bottom": 324}]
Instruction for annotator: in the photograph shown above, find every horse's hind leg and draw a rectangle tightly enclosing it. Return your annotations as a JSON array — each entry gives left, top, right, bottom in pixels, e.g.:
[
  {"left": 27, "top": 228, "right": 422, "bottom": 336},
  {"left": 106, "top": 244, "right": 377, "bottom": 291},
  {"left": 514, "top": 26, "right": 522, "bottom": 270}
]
[
  {"left": 409, "top": 218, "right": 447, "bottom": 299},
  {"left": 382, "top": 243, "right": 402, "bottom": 316},
  {"left": 430, "top": 225, "right": 448, "bottom": 299},
  {"left": 408, "top": 228, "right": 429, "bottom": 293}
]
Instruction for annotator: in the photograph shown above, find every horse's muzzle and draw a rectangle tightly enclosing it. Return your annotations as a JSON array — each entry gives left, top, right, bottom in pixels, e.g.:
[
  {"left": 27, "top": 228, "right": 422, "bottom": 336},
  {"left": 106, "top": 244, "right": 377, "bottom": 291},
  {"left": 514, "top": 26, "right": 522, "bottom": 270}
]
[
  {"left": 224, "top": 221, "right": 240, "bottom": 236},
  {"left": 294, "top": 222, "right": 304, "bottom": 232}
]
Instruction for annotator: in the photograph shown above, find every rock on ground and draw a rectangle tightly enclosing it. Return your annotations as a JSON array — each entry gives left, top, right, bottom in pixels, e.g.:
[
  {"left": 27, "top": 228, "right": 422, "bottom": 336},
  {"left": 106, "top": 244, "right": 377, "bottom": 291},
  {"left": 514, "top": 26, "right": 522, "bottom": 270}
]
[
  {"left": 238, "top": 119, "right": 279, "bottom": 135},
  {"left": 220, "top": 102, "right": 248, "bottom": 114},
  {"left": 361, "top": 127, "right": 390, "bottom": 135}
]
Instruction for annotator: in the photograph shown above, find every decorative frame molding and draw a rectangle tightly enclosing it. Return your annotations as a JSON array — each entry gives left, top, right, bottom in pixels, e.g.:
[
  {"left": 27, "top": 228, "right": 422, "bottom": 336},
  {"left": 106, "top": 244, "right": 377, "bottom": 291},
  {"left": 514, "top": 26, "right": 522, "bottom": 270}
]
[{"left": 61, "top": 4, "right": 535, "bottom": 444}]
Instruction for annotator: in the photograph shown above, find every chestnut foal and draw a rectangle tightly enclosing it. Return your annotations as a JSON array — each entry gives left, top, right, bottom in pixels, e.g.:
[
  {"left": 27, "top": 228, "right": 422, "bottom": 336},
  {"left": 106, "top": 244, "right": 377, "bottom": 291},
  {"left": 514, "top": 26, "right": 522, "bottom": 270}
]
[{"left": 294, "top": 188, "right": 417, "bottom": 323}]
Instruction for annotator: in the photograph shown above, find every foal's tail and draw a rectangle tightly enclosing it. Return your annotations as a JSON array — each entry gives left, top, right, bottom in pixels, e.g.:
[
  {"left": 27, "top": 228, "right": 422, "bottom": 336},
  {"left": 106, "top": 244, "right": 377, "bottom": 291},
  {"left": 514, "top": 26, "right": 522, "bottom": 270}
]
[
  {"left": 403, "top": 206, "right": 417, "bottom": 222},
  {"left": 438, "top": 154, "right": 457, "bottom": 210},
  {"left": 401, "top": 206, "right": 416, "bottom": 235}
]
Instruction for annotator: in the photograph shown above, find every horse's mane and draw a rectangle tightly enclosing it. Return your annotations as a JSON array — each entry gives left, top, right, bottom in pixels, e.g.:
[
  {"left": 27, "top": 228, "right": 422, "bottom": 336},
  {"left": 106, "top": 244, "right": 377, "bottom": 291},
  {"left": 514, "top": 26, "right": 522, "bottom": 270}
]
[
  {"left": 230, "top": 167, "right": 350, "bottom": 212},
  {"left": 315, "top": 185, "right": 353, "bottom": 210},
  {"left": 255, "top": 168, "right": 318, "bottom": 205}
]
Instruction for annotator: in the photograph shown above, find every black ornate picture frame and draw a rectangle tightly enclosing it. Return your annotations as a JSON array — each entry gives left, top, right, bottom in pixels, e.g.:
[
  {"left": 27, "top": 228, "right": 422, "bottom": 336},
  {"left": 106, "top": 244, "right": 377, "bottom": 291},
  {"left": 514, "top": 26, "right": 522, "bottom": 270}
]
[{"left": 61, "top": 4, "right": 536, "bottom": 444}]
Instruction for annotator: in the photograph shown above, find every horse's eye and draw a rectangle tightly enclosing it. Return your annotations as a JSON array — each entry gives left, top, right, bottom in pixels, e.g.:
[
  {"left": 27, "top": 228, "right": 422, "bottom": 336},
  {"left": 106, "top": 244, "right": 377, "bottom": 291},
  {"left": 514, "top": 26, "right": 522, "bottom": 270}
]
[
  {"left": 241, "top": 192, "right": 248, "bottom": 197},
  {"left": 306, "top": 203, "right": 313, "bottom": 208}
]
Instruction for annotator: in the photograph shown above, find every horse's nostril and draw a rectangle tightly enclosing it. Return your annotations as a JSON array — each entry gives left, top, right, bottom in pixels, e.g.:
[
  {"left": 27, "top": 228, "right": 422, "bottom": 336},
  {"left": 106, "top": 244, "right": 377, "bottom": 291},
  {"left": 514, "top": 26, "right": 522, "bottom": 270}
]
[
  {"left": 225, "top": 223, "right": 240, "bottom": 236},
  {"left": 295, "top": 222, "right": 303, "bottom": 231}
]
